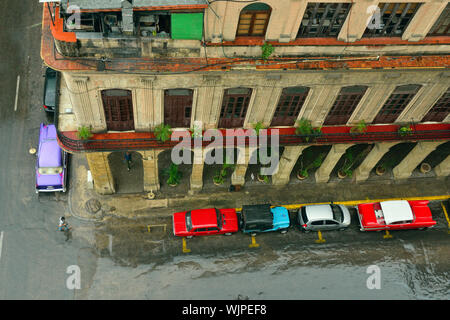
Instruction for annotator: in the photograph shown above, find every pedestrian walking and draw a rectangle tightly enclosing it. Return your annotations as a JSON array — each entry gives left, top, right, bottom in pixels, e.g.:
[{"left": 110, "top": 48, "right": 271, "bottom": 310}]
[
  {"left": 124, "top": 152, "right": 132, "bottom": 171},
  {"left": 58, "top": 216, "right": 72, "bottom": 241}
]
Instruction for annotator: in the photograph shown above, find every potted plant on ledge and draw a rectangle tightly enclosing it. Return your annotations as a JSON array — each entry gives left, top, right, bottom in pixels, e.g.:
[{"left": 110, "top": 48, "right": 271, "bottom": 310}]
[
  {"left": 349, "top": 120, "right": 368, "bottom": 135},
  {"left": 213, "top": 160, "right": 234, "bottom": 186},
  {"left": 297, "top": 152, "right": 326, "bottom": 180},
  {"left": 295, "top": 118, "right": 322, "bottom": 143},
  {"left": 77, "top": 126, "right": 93, "bottom": 141},
  {"left": 154, "top": 123, "right": 172, "bottom": 143},
  {"left": 165, "top": 163, "right": 181, "bottom": 187}
]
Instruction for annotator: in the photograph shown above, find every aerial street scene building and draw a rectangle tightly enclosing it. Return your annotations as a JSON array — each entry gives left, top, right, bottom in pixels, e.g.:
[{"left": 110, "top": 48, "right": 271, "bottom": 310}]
[{"left": 0, "top": 0, "right": 449, "bottom": 306}]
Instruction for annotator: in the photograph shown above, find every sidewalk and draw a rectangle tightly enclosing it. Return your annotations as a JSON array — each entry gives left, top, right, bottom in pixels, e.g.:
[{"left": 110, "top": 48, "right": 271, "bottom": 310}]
[{"left": 68, "top": 154, "right": 450, "bottom": 221}]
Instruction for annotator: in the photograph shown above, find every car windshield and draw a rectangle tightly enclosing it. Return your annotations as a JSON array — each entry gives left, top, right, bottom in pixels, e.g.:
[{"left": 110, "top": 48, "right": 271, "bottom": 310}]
[
  {"left": 331, "top": 204, "right": 343, "bottom": 222},
  {"left": 38, "top": 167, "right": 63, "bottom": 175},
  {"left": 185, "top": 212, "right": 192, "bottom": 231},
  {"left": 216, "top": 209, "right": 222, "bottom": 229},
  {"left": 301, "top": 207, "right": 308, "bottom": 223}
]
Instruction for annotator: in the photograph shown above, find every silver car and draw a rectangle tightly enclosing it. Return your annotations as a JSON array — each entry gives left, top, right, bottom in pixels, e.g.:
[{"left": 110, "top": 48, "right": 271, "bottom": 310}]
[{"left": 297, "top": 204, "right": 351, "bottom": 232}]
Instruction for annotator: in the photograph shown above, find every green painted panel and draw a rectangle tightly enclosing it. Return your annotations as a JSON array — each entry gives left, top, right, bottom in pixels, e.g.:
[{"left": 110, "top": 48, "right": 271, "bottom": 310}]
[{"left": 171, "top": 13, "right": 203, "bottom": 40}]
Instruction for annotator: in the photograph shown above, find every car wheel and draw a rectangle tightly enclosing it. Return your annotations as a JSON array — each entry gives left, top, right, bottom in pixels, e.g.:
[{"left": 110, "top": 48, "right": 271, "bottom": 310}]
[
  {"left": 339, "top": 228, "right": 346, "bottom": 231},
  {"left": 224, "top": 232, "right": 232, "bottom": 236},
  {"left": 280, "top": 228, "right": 288, "bottom": 234},
  {"left": 418, "top": 227, "right": 428, "bottom": 231},
  {"left": 186, "top": 236, "right": 193, "bottom": 239}
]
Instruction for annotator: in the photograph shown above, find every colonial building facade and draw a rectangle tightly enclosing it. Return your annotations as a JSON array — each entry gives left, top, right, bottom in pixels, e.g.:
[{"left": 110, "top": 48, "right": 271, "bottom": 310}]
[{"left": 41, "top": 0, "right": 450, "bottom": 195}]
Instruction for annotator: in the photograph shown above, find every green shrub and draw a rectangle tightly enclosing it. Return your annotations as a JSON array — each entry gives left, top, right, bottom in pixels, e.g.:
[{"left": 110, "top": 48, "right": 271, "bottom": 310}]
[
  {"left": 154, "top": 124, "right": 172, "bottom": 142},
  {"left": 77, "top": 126, "right": 93, "bottom": 140},
  {"left": 261, "top": 42, "right": 274, "bottom": 60},
  {"left": 165, "top": 163, "right": 181, "bottom": 186}
]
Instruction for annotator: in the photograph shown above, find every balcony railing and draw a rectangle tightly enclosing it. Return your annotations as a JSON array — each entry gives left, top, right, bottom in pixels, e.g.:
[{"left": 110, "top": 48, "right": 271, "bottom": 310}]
[{"left": 55, "top": 112, "right": 450, "bottom": 154}]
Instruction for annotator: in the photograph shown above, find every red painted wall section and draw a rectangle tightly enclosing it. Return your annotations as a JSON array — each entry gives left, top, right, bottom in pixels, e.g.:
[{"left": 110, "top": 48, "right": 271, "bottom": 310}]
[{"left": 49, "top": 5, "right": 77, "bottom": 43}]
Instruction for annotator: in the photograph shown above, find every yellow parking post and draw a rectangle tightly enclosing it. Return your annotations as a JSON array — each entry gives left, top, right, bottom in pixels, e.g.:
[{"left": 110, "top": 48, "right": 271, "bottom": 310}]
[
  {"left": 249, "top": 235, "right": 260, "bottom": 248},
  {"left": 383, "top": 230, "right": 393, "bottom": 239},
  {"left": 315, "top": 230, "right": 326, "bottom": 244},
  {"left": 440, "top": 202, "right": 450, "bottom": 234},
  {"left": 182, "top": 237, "right": 191, "bottom": 253}
]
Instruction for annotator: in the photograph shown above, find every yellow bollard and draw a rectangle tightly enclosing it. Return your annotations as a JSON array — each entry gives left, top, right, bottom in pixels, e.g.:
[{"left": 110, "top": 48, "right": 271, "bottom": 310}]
[
  {"left": 440, "top": 202, "right": 450, "bottom": 234},
  {"left": 383, "top": 230, "right": 393, "bottom": 239},
  {"left": 249, "top": 235, "right": 260, "bottom": 248},
  {"left": 315, "top": 230, "right": 326, "bottom": 243},
  {"left": 182, "top": 237, "right": 191, "bottom": 253}
]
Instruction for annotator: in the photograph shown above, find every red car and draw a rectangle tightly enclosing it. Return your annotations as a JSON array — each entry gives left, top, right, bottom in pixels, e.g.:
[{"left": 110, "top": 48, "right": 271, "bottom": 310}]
[
  {"left": 357, "top": 200, "right": 436, "bottom": 231},
  {"left": 173, "top": 208, "right": 239, "bottom": 237}
]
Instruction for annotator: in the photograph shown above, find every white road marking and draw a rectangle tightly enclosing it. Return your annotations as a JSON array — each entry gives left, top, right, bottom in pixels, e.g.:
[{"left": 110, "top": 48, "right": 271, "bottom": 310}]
[
  {"left": 14, "top": 75, "right": 20, "bottom": 111},
  {"left": 0, "top": 231, "right": 4, "bottom": 261},
  {"left": 26, "top": 22, "right": 42, "bottom": 29},
  {"left": 108, "top": 234, "right": 113, "bottom": 255}
]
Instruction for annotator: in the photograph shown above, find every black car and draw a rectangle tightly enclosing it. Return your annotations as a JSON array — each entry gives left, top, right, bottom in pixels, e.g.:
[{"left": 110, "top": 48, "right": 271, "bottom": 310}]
[
  {"left": 240, "top": 204, "right": 290, "bottom": 236},
  {"left": 43, "top": 67, "right": 59, "bottom": 113}
]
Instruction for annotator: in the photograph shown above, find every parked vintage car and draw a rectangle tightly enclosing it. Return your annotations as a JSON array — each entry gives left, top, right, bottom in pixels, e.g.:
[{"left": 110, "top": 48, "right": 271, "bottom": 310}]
[
  {"left": 356, "top": 200, "right": 436, "bottom": 231},
  {"left": 42, "top": 67, "right": 59, "bottom": 113},
  {"left": 240, "top": 204, "right": 290, "bottom": 235},
  {"left": 172, "top": 208, "right": 239, "bottom": 238},
  {"left": 36, "top": 123, "right": 68, "bottom": 193},
  {"left": 297, "top": 203, "right": 351, "bottom": 232}
]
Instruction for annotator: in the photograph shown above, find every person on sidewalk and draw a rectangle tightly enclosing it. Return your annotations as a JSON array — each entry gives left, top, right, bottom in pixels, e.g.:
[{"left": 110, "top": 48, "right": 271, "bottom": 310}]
[{"left": 124, "top": 152, "right": 132, "bottom": 171}]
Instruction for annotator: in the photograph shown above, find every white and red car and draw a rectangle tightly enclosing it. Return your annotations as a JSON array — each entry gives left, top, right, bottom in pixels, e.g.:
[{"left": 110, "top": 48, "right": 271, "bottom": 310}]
[{"left": 356, "top": 200, "right": 436, "bottom": 231}]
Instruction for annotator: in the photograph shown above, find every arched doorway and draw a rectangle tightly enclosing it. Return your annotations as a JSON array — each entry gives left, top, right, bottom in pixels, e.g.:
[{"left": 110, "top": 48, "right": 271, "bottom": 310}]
[
  {"left": 101, "top": 89, "right": 134, "bottom": 131},
  {"left": 108, "top": 151, "right": 143, "bottom": 194},
  {"left": 236, "top": 3, "right": 272, "bottom": 37}
]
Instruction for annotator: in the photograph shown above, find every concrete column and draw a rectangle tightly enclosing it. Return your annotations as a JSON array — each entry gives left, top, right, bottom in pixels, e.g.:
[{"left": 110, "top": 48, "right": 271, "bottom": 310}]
[
  {"left": 190, "top": 148, "right": 204, "bottom": 192},
  {"left": 135, "top": 77, "right": 156, "bottom": 131},
  {"left": 434, "top": 155, "right": 450, "bottom": 177},
  {"left": 65, "top": 75, "right": 105, "bottom": 133},
  {"left": 353, "top": 142, "right": 399, "bottom": 182},
  {"left": 401, "top": 84, "right": 450, "bottom": 122},
  {"left": 265, "top": 1, "right": 291, "bottom": 41},
  {"left": 245, "top": 78, "right": 280, "bottom": 127},
  {"left": 402, "top": 2, "right": 448, "bottom": 41},
  {"left": 86, "top": 152, "right": 115, "bottom": 195},
  {"left": 338, "top": 1, "right": 378, "bottom": 42},
  {"left": 231, "top": 147, "right": 253, "bottom": 186},
  {"left": 141, "top": 149, "right": 163, "bottom": 192},
  {"left": 272, "top": 146, "right": 307, "bottom": 186},
  {"left": 393, "top": 141, "right": 445, "bottom": 180},
  {"left": 278, "top": 1, "right": 306, "bottom": 42},
  {"left": 301, "top": 84, "right": 342, "bottom": 127},
  {"left": 315, "top": 144, "right": 354, "bottom": 183},
  {"left": 222, "top": 3, "right": 240, "bottom": 41},
  {"left": 195, "top": 76, "right": 221, "bottom": 129},
  {"left": 355, "top": 83, "right": 397, "bottom": 123}
]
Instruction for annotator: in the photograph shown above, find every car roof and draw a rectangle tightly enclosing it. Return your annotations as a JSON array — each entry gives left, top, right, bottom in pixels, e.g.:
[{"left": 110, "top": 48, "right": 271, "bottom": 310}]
[
  {"left": 44, "top": 74, "right": 57, "bottom": 107},
  {"left": 380, "top": 200, "right": 413, "bottom": 224},
  {"left": 304, "top": 204, "right": 333, "bottom": 221},
  {"left": 190, "top": 208, "right": 218, "bottom": 228},
  {"left": 38, "top": 124, "right": 61, "bottom": 168}
]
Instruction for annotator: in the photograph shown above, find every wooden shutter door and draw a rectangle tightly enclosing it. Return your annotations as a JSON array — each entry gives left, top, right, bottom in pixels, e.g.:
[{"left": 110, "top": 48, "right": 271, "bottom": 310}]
[
  {"left": 102, "top": 89, "right": 134, "bottom": 131},
  {"left": 164, "top": 89, "right": 193, "bottom": 128}
]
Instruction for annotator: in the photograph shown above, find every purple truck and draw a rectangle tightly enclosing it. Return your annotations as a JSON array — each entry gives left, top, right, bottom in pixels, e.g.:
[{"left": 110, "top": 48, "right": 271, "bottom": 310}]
[{"left": 36, "top": 123, "right": 68, "bottom": 193}]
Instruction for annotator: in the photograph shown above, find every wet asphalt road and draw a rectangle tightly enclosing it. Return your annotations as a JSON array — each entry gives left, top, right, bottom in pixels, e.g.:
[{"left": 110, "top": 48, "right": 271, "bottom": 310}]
[
  {"left": 89, "top": 202, "right": 450, "bottom": 299},
  {"left": 0, "top": 1, "right": 94, "bottom": 299},
  {"left": 0, "top": 1, "right": 449, "bottom": 301}
]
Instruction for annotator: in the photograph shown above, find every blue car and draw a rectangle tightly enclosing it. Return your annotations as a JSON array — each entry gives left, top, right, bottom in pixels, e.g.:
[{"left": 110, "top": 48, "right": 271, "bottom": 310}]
[{"left": 240, "top": 204, "right": 290, "bottom": 235}]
